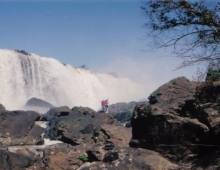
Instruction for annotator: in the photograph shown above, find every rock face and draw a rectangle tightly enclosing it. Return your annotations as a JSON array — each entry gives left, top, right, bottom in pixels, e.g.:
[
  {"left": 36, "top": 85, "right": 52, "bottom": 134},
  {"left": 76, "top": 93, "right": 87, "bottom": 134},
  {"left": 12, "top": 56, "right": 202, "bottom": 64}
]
[
  {"left": 0, "top": 149, "right": 41, "bottom": 170},
  {"left": 130, "top": 104, "right": 209, "bottom": 160},
  {"left": 0, "top": 110, "right": 44, "bottom": 146}
]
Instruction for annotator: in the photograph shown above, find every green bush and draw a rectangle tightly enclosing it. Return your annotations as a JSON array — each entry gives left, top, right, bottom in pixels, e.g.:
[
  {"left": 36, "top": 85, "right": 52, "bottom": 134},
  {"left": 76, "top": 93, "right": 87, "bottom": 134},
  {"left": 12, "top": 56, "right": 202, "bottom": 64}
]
[
  {"left": 189, "top": 87, "right": 195, "bottom": 93},
  {"left": 78, "top": 155, "right": 88, "bottom": 162},
  {"left": 150, "top": 90, "right": 160, "bottom": 98}
]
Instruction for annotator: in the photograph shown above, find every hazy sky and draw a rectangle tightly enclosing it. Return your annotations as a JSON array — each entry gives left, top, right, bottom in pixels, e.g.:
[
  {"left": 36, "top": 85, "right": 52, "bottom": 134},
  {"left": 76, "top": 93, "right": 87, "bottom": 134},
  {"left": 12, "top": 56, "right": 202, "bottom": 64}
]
[{"left": 0, "top": 0, "right": 205, "bottom": 89}]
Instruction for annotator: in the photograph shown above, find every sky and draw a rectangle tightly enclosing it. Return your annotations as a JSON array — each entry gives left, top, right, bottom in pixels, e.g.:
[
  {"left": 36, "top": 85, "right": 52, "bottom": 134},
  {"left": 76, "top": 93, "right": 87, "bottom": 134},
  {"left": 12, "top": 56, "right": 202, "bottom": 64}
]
[{"left": 0, "top": 0, "right": 206, "bottom": 90}]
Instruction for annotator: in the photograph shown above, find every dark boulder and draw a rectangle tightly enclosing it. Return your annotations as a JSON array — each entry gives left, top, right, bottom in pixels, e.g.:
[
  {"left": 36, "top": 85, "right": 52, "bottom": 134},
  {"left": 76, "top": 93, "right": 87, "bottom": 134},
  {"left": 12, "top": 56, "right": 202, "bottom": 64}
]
[
  {"left": 24, "top": 97, "right": 53, "bottom": 108},
  {"left": 130, "top": 104, "right": 209, "bottom": 161},
  {"left": 0, "top": 110, "right": 44, "bottom": 146},
  {"left": 23, "top": 97, "right": 54, "bottom": 113},
  {"left": 53, "top": 113, "right": 95, "bottom": 145},
  {"left": 45, "top": 106, "right": 132, "bottom": 149},
  {"left": 42, "top": 106, "right": 74, "bottom": 121},
  {"left": 0, "top": 148, "right": 40, "bottom": 170}
]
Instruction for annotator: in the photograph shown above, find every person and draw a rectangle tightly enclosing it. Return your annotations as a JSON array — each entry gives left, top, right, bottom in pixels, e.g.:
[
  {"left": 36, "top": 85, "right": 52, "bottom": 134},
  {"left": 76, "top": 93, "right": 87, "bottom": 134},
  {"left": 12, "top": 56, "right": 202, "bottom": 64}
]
[{"left": 101, "top": 99, "right": 108, "bottom": 113}]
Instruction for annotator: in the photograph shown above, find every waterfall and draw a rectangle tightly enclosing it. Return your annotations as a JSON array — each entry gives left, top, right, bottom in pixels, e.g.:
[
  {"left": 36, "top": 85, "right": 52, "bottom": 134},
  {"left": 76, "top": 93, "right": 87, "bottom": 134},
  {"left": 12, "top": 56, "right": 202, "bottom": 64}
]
[{"left": 0, "top": 49, "right": 146, "bottom": 111}]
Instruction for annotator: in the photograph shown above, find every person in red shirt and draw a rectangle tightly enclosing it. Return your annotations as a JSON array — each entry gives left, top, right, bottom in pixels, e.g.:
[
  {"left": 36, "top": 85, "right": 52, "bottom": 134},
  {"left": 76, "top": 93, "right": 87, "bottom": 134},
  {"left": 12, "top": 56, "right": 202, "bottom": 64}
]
[{"left": 101, "top": 99, "right": 108, "bottom": 113}]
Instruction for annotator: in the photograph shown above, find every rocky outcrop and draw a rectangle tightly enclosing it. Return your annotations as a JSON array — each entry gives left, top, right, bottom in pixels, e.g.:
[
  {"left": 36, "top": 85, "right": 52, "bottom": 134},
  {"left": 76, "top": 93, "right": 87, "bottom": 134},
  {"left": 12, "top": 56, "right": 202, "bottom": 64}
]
[{"left": 148, "top": 77, "right": 197, "bottom": 112}]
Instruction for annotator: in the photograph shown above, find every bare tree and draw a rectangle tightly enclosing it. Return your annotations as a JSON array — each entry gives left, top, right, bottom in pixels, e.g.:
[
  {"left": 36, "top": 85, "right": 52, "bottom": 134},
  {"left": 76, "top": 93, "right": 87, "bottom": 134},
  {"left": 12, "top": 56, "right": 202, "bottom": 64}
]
[{"left": 141, "top": 0, "right": 220, "bottom": 69}]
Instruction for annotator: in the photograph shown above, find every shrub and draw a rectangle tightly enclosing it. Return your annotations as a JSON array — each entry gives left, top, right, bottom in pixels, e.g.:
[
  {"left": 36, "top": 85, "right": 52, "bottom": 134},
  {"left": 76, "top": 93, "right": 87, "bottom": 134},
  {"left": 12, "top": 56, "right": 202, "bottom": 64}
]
[
  {"left": 78, "top": 155, "right": 88, "bottom": 162},
  {"left": 189, "top": 87, "right": 195, "bottom": 93},
  {"left": 148, "top": 90, "right": 162, "bottom": 104},
  {"left": 150, "top": 90, "right": 160, "bottom": 98}
]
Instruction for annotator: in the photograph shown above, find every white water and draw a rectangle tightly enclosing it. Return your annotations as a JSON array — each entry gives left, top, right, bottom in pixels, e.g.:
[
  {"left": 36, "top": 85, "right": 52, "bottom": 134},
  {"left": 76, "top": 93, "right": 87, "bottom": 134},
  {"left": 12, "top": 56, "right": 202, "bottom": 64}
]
[{"left": 0, "top": 49, "right": 146, "bottom": 111}]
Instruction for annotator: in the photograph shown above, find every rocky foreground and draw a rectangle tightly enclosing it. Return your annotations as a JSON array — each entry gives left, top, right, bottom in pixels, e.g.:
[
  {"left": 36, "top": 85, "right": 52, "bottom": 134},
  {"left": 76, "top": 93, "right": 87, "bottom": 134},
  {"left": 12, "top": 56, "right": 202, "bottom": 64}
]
[{"left": 0, "top": 77, "right": 220, "bottom": 169}]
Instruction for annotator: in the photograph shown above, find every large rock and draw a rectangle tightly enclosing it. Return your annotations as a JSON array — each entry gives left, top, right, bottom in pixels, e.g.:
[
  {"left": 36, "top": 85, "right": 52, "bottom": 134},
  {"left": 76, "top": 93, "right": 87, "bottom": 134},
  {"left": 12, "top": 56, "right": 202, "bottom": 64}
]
[
  {"left": 43, "top": 106, "right": 96, "bottom": 121},
  {"left": 23, "top": 97, "right": 54, "bottom": 113},
  {"left": 42, "top": 106, "right": 74, "bottom": 121},
  {"left": 0, "top": 110, "right": 44, "bottom": 146},
  {"left": 45, "top": 106, "right": 132, "bottom": 151},
  {"left": 130, "top": 104, "right": 209, "bottom": 161},
  {"left": 0, "top": 149, "right": 40, "bottom": 170},
  {"left": 148, "top": 77, "right": 197, "bottom": 112},
  {"left": 52, "top": 113, "right": 95, "bottom": 145}
]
